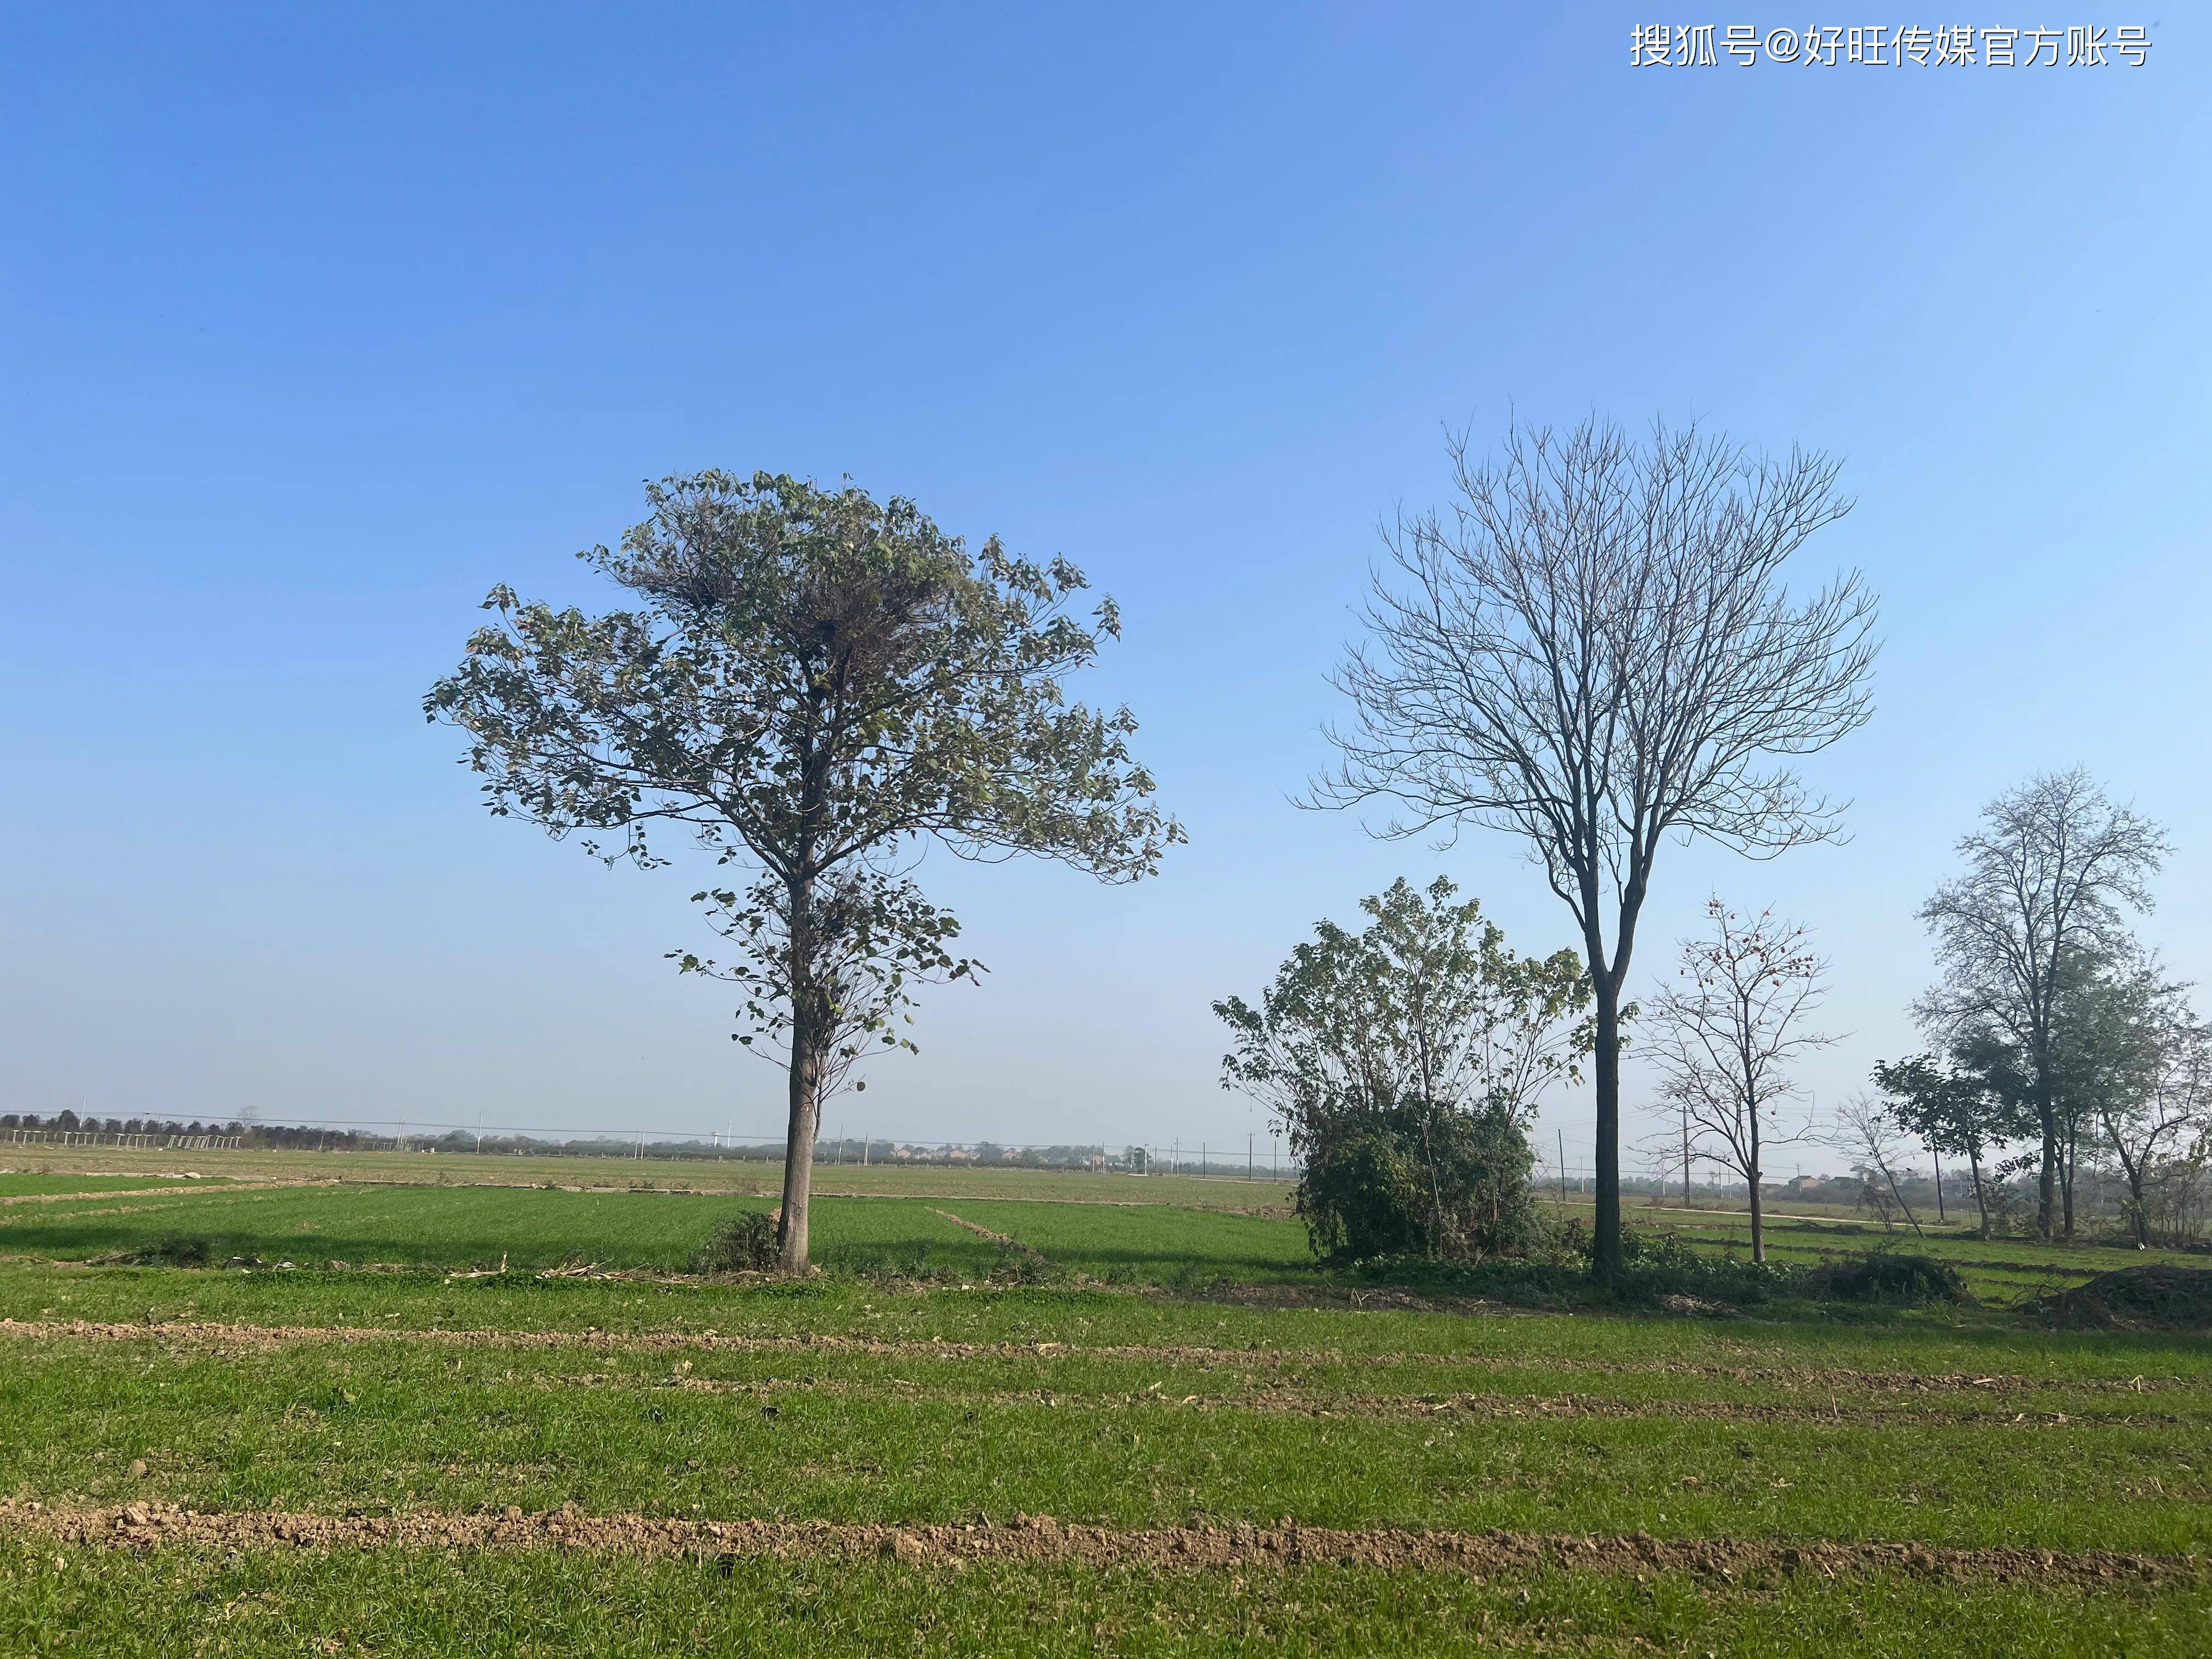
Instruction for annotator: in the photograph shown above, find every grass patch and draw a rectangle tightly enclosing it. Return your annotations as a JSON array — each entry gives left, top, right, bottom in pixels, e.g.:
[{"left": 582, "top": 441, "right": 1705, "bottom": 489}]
[
  {"left": 0, "top": 1173, "right": 235, "bottom": 1198},
  {"left": 4, "top": 1171, "right": 2209, "bottom": 1646},
  {"left": 8, "top": 1541, "right": 2208, "bottom": 1657},
  {"left": 0, "top": 1185, "right": 1318, "bottom": 1288}
]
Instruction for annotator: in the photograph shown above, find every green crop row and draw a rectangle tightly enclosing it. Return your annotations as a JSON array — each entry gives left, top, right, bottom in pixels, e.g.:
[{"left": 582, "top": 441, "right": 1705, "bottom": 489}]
[{"left": 9, "top": 1541, "right": 2207, "bottom": 1658}]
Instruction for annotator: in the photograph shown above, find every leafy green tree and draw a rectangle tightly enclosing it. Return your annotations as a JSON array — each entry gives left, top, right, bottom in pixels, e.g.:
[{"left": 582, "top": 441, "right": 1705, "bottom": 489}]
[
  {"left": 1215, "top": 876, "right": 1592, "bottom": 1260},
  {"left": 2048, "top": 947, "right": 2208, "bottom": 1245},
  {"left": 1870, "top": 1049, "right": 2030, "bottom": 1239},
  {"left": 1916, "top": 769, "right": 2167, "bottom": 1239},
  {"left": 427, "top": 471, "right": 1178, "bottom": 1269}
]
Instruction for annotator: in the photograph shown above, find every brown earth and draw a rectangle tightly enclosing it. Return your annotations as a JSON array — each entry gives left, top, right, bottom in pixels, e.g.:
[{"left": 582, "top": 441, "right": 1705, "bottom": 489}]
[
  {"left": 7, "top": 1499, "right": 2195, "bottom": 1589},
  {"left": 926, "top": 1209, "right": 1048, "bottom": 1261},
  {"left": 634, "top": 1370, "right": 2175, "bottom": 1428}
]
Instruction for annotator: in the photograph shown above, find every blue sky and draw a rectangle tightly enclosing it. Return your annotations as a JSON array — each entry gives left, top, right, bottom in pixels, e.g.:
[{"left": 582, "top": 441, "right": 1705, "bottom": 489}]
[{"left": 2, "top": 6, "right": 2205, "bottom": 1171}]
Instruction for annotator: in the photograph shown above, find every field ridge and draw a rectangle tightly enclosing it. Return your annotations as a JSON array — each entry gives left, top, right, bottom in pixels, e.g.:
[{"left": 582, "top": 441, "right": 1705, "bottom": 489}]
[{"left": 14, "top": 1499, "right": 2199, "bottom": 1588}]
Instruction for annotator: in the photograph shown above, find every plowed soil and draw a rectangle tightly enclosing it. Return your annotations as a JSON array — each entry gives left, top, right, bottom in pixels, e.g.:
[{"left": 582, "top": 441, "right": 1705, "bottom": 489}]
[{"left": 9, "top": 1500, "right": 2194, "bottom": 1589}]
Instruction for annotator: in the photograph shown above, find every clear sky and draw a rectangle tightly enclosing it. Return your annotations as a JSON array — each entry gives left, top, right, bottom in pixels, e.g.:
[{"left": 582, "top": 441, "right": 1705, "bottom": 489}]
[{"left": 3, "top": 6, "right": 2206, "bottom": 1172}]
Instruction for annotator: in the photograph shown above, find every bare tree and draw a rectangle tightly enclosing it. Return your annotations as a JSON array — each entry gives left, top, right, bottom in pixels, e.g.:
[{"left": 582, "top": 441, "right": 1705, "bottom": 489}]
[
  {"left": 1830, "top": 1093, "right": 1924, "bottom": 1237},
  {"left": 1313, "top": 416, "right": 1877, "bottom": 1276},
  {"left": 1916, "top": 770, "right": 2168, "bottom": 1240},
  {"left": 1648, "top": 900, "right": 1831, "bottom": 1262}
]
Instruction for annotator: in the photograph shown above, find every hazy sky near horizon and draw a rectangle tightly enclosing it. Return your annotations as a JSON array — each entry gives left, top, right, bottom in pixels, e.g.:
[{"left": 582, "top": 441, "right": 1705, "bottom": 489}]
[{"left": 3, "top": 7, "right": 2207, "bottom": 1171}]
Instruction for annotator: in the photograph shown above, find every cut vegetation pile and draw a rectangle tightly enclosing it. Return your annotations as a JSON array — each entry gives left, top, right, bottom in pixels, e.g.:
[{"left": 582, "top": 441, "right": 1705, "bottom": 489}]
[
  {"left": 2044, "top": 1264, "right": 2212, "bottom": 1331},
  {"left": 1807, "top": 1251, "right": 1971, "bottom": 1306}
]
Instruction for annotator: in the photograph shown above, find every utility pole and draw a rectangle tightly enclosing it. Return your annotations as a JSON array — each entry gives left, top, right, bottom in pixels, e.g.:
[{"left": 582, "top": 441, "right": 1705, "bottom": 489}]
[
  {"left": 1558, "top": 1127, "right": 1567, "bottom": 1202},
  {"left": 1247, "top": 1133, "right": 1254, "bottom": 1180}
]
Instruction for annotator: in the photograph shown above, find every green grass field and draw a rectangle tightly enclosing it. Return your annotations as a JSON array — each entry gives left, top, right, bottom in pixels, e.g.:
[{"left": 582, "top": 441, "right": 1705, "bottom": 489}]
[
  {"left": 0, "top": 1172, "right": 240, "bottom": 1199},
  {"left": 3, "top": 1149, "right": 2207, "bottom": 1655},
  {"left": 0, "top": 1143, "right": 1295, "bottom": 1210}
]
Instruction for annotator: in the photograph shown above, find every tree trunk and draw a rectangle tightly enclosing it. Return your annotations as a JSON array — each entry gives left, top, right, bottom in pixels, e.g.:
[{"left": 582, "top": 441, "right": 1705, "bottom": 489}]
[
  {"left": 2034, "top": 1061, "right": 2058, "bottom": 1242},
  {"left": 1593, "top": 985, "right": 1623, "bottom": 1279},
  {"left": 776, "top": 1026, "right": 823, "bottom": 1271},
  {"left": 1967, "top": 1147, "right": 1990, "bottom": 1240},
  {"left": 2112, "top": 1138, "right": 2150, "bottom": 1248},
  {"left": 1680, "top": 1102, "right": 1691, "bottom": 1206},
  {"left": 1418, "top": 1105, "right": 1444, "bottom": 1259},
  {"left": 1746, "top": 1111, "right": 1765, "bottom": 1264},
  {"left": 1882, "top": 1158, "right": 1924, "bottom": 1238},
  {"left": 777, "top": 880, "right": 825, "bottom": 1274},
  {"left": 2059, "top": 1126, "right": 2077, "bottom": 1241}
]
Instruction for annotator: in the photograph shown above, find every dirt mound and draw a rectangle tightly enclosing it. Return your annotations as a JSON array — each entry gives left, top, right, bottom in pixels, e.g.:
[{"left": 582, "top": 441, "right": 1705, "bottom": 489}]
[
  {"left": 2044, "top": 1265, "right": 2212, "bottom": 1331},
  {"left": 7, "top": 1500, "right": 2197, "bottom": 1589},
  {"left": 926, "top": 1209, "right": 1047, "bottom": 1262}
]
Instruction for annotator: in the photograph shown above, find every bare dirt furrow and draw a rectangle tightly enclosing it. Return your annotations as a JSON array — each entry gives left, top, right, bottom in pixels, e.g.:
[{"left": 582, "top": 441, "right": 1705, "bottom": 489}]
[
  {"left": 639, "top": 1373, "right": 2185, "bottom": 1429},
  {"left": 925, "top": 1209, "right": 1047, "bottom": 1260},
  {"left": 7, "top": 1499, "right": 2194, "bottom": 1589},
  {"left": 0, "top": 1317, "right": 2177, "bottom": 1400}
]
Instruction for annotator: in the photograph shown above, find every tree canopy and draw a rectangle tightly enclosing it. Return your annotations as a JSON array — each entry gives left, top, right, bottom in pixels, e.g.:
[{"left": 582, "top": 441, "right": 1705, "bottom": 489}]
[
  {"left": 428, "top": 470, "right": 1179, "bottom": 1268},
  {"left": 1916, "top": 768, "right": 2166, "bottom": 1238}
]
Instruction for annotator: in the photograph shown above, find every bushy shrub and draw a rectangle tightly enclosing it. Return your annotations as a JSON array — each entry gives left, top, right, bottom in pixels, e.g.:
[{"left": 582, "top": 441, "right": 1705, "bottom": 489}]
[
  {"left": 1346, "top": 1223, "right": 1803, "bottom": 1308},
  {"left": 1808, "top": 1250, "right": 1969, "bottom": 1304},
  {"left": 1299, "top": 1127, "right": 1425, "bottom": 1260},
  {"left": 695, "top": 1210, "right": 779, "bottom": 1273},
  {"left": 1610, "top": 1227, "right": 1806, "bottom": 1305},
  {"left": 1297, "top": 1101, "right": 1542, "bottom": 1263}
]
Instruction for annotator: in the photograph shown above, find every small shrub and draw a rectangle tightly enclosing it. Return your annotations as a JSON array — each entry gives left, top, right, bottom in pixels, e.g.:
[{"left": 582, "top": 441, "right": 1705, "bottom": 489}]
[
  {"left": 1611, "top": 1228, "right": 1806, "bottom": 1306},
  {"left": 1808, "top": 1250, "right": 1969, "bottom": 1305},
  {"left": 696, "top": 1211, "right": 779, "bottom": 1273},
  {"left": 1347, "top": 1224, "right": 1806, "bottom": 1310},
  {"left": 985, "top": 1245, "right": 1057, "bottom": 1286}
]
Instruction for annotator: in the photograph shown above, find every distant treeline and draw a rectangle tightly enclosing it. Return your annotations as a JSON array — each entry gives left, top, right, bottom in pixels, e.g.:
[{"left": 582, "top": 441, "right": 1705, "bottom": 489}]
[
  {"left": 3, "top": 1111, "right": 259, "bottom": 1140},
  {"left": 0, "top": 1114, "right": 1172, "bottom": 1171}
]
